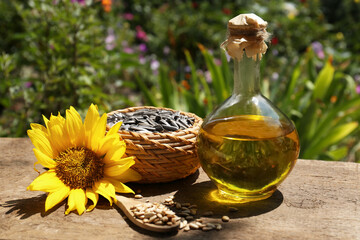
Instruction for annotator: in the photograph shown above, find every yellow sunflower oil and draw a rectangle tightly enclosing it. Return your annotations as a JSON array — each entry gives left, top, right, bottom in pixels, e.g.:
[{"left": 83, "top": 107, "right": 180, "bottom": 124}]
[{"left": 197, "top": 115, "right": 300, "bottom": 202}]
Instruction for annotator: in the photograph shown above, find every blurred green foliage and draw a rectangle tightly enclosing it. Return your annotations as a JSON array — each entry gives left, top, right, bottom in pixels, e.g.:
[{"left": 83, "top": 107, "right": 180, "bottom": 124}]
[
  {"left": 0, "top": 0, "right": 140, "bottom": 136},
  {"left": 1, "top": 0, "right": 359, "bottom": 162}
]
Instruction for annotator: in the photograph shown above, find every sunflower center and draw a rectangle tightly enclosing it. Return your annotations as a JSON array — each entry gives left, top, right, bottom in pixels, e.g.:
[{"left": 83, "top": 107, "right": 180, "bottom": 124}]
[{"left": 55, "top": 146, "right": 104, "bottom": 189}]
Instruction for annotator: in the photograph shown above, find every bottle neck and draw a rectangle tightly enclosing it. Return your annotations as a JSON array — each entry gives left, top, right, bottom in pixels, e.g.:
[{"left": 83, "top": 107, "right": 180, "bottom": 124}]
[{"left": 233, "top": 54, "right": 261, "bottom": 96}]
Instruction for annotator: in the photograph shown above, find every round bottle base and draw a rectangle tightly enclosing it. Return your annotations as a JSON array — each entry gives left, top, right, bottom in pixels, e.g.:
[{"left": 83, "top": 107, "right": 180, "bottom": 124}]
[{"left": 211, "top": 187, "right": 275, "bottom": 203}]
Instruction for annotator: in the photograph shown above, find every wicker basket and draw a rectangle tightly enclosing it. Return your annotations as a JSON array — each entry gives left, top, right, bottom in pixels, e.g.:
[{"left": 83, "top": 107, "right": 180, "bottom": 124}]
[{"left": 106, "top": 106, "right": 203, "bottom": 183}]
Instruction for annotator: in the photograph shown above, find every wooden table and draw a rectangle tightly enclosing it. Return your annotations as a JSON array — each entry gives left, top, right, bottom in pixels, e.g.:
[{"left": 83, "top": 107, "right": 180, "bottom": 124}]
[{"left": 0, "top": 138, "right": 359, "bottom": 239}]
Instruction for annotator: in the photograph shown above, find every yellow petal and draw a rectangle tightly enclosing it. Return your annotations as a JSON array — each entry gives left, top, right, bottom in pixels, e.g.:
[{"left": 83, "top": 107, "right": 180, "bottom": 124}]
[
  {"left": 43, "top": 115, "right": 50, "bottom": 130},
  {"left": 65, "top": 107, "right": 85, "bottom": 146},
  {"left": 89, "top": 113, "right": 107, "bottom": 152},
  {"left": 86, "top": 188, "right": 99, "bottom": 212},
  {"left": 33, "top": 148, "right": 56, "bottom": 171},
  {"left": 93, "top": 179, "right": 116, "bottom": 206},
  {"left": 45, "top": 185, "right": 70, "bottom": 212},
  {"left": 30, "top": 123, "right": 48, "bottom": 135},
  {"left": 84, "top": 104, "right": 100, "bottom": 148},
  {"left": 107, "top": 178, "right": 135, "bottom": 194},
  {"left": 98, "top": 135, "right": 124, "bottom": 159},
  {"left": 107, "top": 121, "right": 122, "bottom": 136},
  {"left": 103, "top": 142, "right": 127, "bottom": 165},
  {"left": 65, "top": 189, "right": 87, "bottom": 215},
  {"left": 27, "top": 128, "right": 54, "bottom": 159},
  {"left": 27, "top": 170, "right": 65, "bottom": 192},
  {"left": 97, "top": 135, "right": 118, "bottom": 157},
  {"left": 47, "top": 115, "right": 70, "bottom": 156},
  {"left": 113, "top": 168, "right": 142, "bottom": 183},
  {"left": 104, "top": 158, "right": 135, "bottom": 178}
]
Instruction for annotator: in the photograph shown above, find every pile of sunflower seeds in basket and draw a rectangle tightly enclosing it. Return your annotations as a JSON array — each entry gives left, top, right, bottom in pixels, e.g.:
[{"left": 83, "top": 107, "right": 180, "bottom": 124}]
[{"left": 107, "top": 109, "right": 195, "bottom": 133}]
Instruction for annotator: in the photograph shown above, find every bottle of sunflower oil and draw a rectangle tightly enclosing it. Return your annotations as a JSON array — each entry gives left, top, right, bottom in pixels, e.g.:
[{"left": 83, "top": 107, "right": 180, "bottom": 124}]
[{"left": 197, "top": 13, "right": 300, "bottom": 202}]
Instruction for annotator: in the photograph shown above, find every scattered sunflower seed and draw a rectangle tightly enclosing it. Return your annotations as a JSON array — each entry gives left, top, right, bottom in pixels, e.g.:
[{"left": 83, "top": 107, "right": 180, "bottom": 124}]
[
  {"left": 202, "top": 211, "right": 214, "bottom": 217},
  {"left": 222, "top": 216, "right": 230, "bottom": 222},
  {"left": 134, "top": 194, "right": 143, "bottom": 199}
]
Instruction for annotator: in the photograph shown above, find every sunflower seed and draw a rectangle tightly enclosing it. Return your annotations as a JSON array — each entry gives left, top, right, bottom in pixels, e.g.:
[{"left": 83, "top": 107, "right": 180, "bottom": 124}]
[
  {"left": 162, "top": 125, "right": 179, "bottom": 131},
  {"left": 190, "top": 208, "right": 197, "bottom": 215},
  {"left": 215, "top": 224, "right": 223, "bottom": 230},
  {"left": 179, "top": 220, "right": 187, "bottom": 229},
  {"left": 144, "top": 212, "right": 155, "bottom": 218},
  {"left": 202, "top": 211, "right": 214, "bottom": 216},
  {"left": 134, "top": 194, "right": 143, "bottom": 199},
  {"left": 222, "top": 216, "right": 230, "bottom": 222},
  {"left": 202, "top": 226, "right": 213, "bottom": 231},
  {"left": 189, "top": 223, "right": 200, "bottom": 229},
  {"left": 107, "top": 108, "right": 195, "bottom": 133}
]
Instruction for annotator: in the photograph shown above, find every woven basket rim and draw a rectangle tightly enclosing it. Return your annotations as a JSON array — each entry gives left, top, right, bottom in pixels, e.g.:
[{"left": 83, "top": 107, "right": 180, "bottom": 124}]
[{"left": 106, "top": 106, "right": 203, "bottom": 137}]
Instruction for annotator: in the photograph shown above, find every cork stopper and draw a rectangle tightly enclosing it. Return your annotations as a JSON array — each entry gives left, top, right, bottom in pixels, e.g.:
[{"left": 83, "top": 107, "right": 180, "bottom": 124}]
[{"left": 221, "top": 13, "right": 269, "bottom": 60}]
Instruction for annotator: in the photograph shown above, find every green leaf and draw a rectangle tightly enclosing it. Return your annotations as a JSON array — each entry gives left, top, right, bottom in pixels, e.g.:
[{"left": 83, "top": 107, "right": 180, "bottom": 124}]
[
  {"left": 308, "top": 97, "right": 360, "bottom": 149},
  {"left": 296, "top": 102, "right": 318, "bottom": 150},
  {"left": 184, "top": 49, "right": 199, "bottom": 100},
  {"left": 134, "top": 73, "right": 158, "bottom": 107},
  {"left": 302, "top": 121, "right": 358, "bottom": 159},
  {"left": 312, "top": 59, "right": 335, "bottom": 100},
  {"left": 158, "top": 66, "right": 173, "bottom": 108},
  {"left": 199, "top": 44, "right": 228, "bottom": 104},
  {"left": 326, "top": 147, "right": 348, "bottom": 161},
  {"left": 198, "top": 74, "right": 213, "bottom": 113},
  {"left": 284, "top": 60, "right": 301, "bottom": 102}
]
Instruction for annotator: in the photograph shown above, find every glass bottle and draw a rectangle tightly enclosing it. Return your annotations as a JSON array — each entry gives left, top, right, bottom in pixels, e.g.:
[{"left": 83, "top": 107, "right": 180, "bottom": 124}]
[{"left": 197, "top": 14, "right": 300, "bottom": 202}]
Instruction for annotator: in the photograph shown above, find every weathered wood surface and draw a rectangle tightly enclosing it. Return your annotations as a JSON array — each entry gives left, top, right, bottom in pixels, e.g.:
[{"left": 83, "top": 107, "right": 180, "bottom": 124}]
[{"left": 0, "top": 138, "right": 359, "bottom": 240}]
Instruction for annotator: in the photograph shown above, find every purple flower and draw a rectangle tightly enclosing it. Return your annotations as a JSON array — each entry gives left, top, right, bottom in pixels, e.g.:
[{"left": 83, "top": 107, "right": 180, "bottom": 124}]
[
  {"left": 139, "top": 55, "right": 146, "bottom": 65},
  {"left": 271, "top": 72, "right": 279, "bottom": 81},
  {"left": 311, "top": 41, "right": 325, "bottom": 59},
  {"left": 138, "top": 43, "right": 147, "bottom": 52},
  {"left": 150, "top": 59, "right": 160, "bottom": 71},
  {"left": 24, "top": 81, "right": 32, "bottom": 88},
  {"left": 163, "top": 46, "right": 170, "bottom": 55},
  {"left": 151, "top": 59, "right": 160, "bottom": 75},
  {"left": 356, "top": 85, "right": 360, "bottom": 94},
  {"left": 105, "top": 28, "right": 116, "bottom": 51},
  {"left": 123, "top": 47, "right": 134, "bottom": 54},
  {"left": 214, "top": 58, "right": 221, "bottom": 66},
  {"left": 136, "top": 26, "right": 148, "bottom": 42},
  {"left": 205, "top": 71, "right": 212, "bottom": 83},
  {"left": 124, "top": 13, "right": 134, "bottom": 20},
  {"left": 184, "top": 66, "right": 191, "bottom": 73},
  {"left": 71, "top": 0, "right": 85, "bottom": 5},
  {"left": 272, "top": 49, "right": 279, "bottom": 56}
]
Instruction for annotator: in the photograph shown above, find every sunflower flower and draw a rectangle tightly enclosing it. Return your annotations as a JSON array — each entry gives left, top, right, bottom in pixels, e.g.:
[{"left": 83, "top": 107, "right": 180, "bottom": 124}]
[{"left": 27, "top": 104, "right": 141, "bottom": 215}]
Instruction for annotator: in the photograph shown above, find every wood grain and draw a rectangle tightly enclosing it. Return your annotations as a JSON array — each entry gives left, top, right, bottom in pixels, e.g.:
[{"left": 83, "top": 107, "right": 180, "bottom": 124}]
[{"left": 0, "top": 138, "right": 359, "bottom": 240}]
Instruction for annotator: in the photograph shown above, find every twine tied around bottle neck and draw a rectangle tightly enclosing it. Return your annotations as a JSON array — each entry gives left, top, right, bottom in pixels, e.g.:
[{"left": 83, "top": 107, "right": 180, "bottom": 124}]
[{"left": 221, "top": 13, "right": 270, "bottom": 61}]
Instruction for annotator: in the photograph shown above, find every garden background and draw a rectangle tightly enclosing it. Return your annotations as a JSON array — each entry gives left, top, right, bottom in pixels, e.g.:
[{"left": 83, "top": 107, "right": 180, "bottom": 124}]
[{"left": 1, "top": 0, "right": 359, "bottom": 162}]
